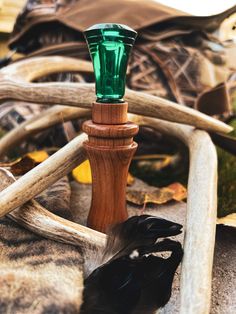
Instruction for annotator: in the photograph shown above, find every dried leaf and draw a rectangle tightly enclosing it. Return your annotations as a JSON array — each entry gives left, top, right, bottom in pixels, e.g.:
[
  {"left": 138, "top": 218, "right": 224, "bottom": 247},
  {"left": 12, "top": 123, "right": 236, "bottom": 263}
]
[
  {"left": 126, "top": 182, "right": 187, "bottom": 207},
  {"left": 134, "top": 154, "right": 174, "bottom": 171},
  {"left": 0, "top": 150, "right": 49, "bottom": 175},
  {"left": 72, "top": 160, "right": 135, "bottom": 185},
  {"left": 27, "top": 151, "right": 49, "bottom": 163},
  {"left": 167, "top": 182, "right": 187, "bottom": 201},
  {"left": 11, "top": 156, "right": 36, "bottom": 175},
  {"left": 217, "top": 213, "right": 236, "bottom": 228},
  {"left": 145, "top": 188, "right": 174, "bottom": 204},
  {"left": 126, "top": 191, "right": 146, "bottom": 205},
  {"left": 126, "top": 188, "right": 174, "bottom": 206},
  {"left": 72, "top": 160, "right": 92, "bottom": 184},
  {"left": 127, "top": 172, "right": 135, "bottom": 186}
]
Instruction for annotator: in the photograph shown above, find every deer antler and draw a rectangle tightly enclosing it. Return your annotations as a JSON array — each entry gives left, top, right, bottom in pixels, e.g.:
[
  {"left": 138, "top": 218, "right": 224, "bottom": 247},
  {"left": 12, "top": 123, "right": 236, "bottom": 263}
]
[
  {"left": 129, "top": 115, "right": 217, "bottom": 314},
  {"left": 0, "top": 167, "right": 106, "bottom": 277},
  {"left": 0, "top": 57, "right": 93, "bottom": 157},
  {"left": 0, "top": 56, "right": 219, "bottom": 313},
  {"left": 0, "top": 133, "right": 87, "bottom": 216}
]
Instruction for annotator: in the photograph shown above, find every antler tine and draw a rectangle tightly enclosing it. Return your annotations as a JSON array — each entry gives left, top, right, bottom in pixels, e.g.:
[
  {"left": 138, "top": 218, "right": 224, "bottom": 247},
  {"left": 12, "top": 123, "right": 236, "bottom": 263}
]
[{"left": 0, "top": 56, "right": 93, "bottom": 82}]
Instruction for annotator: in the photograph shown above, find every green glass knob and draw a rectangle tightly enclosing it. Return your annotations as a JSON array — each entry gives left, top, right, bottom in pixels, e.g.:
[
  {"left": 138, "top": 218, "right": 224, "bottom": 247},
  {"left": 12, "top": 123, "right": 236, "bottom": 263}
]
[{"left": 84, "top": 23, "right": 137, "bottom": 103}]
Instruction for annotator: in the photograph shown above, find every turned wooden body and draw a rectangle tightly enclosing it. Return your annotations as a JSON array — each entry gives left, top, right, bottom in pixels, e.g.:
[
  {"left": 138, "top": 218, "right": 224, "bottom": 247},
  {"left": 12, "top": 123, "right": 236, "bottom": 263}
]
[{"left": 83, "top": 102, "right": 138, "bottom": 233}]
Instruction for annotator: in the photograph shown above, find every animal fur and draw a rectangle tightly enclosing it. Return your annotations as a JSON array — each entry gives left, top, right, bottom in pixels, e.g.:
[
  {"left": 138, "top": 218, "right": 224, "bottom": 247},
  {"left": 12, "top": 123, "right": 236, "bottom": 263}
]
[{"left": 0, "top": 176, "right": 84, "bottom": 314}]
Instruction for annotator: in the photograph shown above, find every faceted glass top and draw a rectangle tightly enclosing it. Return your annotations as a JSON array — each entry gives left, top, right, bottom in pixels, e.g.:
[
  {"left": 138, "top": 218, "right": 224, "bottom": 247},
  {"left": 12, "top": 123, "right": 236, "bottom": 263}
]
[{"left": 84, "top": 23, "right": 137, "bottom": 103}]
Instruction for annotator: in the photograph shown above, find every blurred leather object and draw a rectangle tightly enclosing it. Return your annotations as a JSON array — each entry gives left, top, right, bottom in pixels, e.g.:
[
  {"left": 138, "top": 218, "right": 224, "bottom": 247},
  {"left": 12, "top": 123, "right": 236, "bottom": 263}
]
[
  {"left": 8, "top": 0, "right": 236, "bottom": 53},
  {"left": 8, "top": 0, "right": 186, "bottom": 52},
  {"left": 196, "top": 83, "right": 232, "bottom": 117},
  {"left": 210, "top": 131, "right": 236, "bottom": 155},
  {"left": 8, "top": 0, "right": 236, "bottom": 107}
]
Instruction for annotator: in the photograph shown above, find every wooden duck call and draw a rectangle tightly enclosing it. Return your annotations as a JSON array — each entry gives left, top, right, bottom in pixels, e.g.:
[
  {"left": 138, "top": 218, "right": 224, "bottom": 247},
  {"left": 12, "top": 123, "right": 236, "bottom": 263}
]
[{"left": 83, "top": 23, "right": 138, "bottom": 233}]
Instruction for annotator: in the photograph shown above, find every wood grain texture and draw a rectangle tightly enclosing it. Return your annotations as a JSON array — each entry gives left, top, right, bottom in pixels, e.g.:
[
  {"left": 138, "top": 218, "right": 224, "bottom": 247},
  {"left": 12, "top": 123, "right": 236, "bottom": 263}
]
[
  {"left": 130, "top": 115, "right": 217, "bottom": 314},
  {"left": 83, "top": 103, "right": 139, "bottom": 232},
  {"left": 92, "top": 102, "right": 128, "bottom": 124},
  {"left": 0, "top": 56, "right": 232, "bottom": 134},
  {"left": 85, "top": 142, "right": 137, "bottom": 233}
]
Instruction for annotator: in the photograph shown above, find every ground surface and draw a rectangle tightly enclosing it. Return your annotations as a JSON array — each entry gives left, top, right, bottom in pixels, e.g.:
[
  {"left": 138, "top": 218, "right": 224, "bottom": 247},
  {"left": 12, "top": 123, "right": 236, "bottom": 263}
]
[{"left": 71, "top": 179, "right": 236, "bottom": 314}]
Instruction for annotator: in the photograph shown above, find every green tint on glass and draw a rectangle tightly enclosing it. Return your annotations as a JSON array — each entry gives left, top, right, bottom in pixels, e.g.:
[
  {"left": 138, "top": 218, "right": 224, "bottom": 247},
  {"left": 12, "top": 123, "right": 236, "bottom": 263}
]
[{"left": 84, "top": 23, "right": 137, "bottom": 103}]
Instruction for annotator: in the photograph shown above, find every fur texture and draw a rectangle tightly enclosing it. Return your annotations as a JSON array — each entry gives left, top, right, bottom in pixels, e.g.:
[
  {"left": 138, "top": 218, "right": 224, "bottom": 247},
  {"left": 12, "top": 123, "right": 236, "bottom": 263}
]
[{"left": 0, "top": 177, "right": 84, "bottom": 314}]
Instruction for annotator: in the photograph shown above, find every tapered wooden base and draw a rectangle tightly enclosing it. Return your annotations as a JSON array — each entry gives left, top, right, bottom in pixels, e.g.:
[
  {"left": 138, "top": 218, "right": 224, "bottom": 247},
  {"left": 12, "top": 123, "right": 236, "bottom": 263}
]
[{"left": 82, "top": 102, "right": 138, "bottom": 233}]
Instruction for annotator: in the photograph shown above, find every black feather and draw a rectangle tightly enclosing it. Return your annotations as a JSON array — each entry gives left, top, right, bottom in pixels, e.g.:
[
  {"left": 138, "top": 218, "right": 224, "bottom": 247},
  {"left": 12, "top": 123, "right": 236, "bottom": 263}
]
[{"left": 80, "top": 215, "right": 183, "bottom": 314}]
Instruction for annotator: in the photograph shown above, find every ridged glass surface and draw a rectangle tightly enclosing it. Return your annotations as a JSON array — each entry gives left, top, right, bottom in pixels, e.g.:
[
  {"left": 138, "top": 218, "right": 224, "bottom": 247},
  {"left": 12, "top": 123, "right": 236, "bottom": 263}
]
[{"left": 84, "top": 23, "right": 137, "bottom": 103}]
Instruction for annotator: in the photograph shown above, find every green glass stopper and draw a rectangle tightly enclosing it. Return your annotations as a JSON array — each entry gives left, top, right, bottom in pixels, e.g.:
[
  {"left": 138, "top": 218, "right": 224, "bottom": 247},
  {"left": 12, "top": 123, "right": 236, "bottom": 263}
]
[{"left": 84, "top": 23, "right": 137, "bottom": 103}]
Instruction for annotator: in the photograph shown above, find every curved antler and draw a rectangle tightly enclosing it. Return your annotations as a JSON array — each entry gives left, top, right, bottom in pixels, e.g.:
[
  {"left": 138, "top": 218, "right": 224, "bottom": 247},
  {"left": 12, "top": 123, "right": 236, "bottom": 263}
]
[
  {"left": 0, "top": 55, "right": 218, "bottom": 314},
  {"left": 130, "top": 115, "right": 217, "bottom": 314},
  {"left": 0, "top": 56, "right": 93, "bottom": 82},
  {"left": 0, "top": 56, "right": 93, "bottom": 157}
]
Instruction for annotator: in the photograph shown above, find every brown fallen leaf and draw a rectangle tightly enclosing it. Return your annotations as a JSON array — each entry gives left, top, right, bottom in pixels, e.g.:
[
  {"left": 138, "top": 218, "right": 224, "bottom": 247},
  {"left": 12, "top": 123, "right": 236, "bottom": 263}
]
[
  {"left": 217, "top": 213, "right": 236, "bottom": 228},
  {"left": 145, "top": 188, "right": 175, "bottom": 204},
  {"left": 72, "top": 159, "right": 135, "bottom": 185},
  {"left": 127, "top": 172, "right": 135, "bottom": 186},
  {"left": 167, "top": 182, "right": 187, "bottom": 201},
  {"left": 126, "top": 188, "right": 174, "bottom": 206},
  {"left": 126, "top": 183, "right": 187, "bottom": 207},
  {"left": 0, "top": 151, "right": 49, "bottom": 175},
  {"left": 11, "top": 156, "right": 36, "bottom": 176}
]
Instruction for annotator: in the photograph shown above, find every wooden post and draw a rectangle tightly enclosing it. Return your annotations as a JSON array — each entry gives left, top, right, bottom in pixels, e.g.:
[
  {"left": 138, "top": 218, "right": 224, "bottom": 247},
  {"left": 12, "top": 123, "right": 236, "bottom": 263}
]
[{"left": 83, "top": 102, "right": 138, "bottom": 233}]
